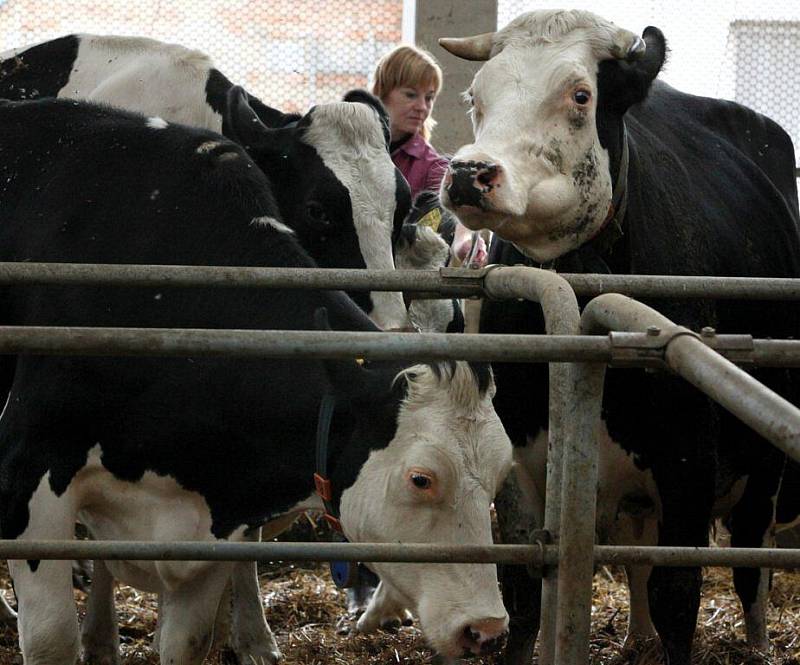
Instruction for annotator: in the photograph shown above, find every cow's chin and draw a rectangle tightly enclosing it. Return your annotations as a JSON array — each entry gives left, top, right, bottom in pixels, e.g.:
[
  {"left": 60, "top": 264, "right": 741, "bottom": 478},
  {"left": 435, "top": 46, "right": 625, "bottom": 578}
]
[{"left": 469, "top": 202, "right": 609, "bottom": 263}]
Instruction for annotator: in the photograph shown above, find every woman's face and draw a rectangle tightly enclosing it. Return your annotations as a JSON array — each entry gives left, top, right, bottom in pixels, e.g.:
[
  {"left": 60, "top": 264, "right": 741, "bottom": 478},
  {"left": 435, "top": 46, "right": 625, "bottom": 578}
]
[{"left": 384, "top": 83, "right": 437, "bottom": 140}]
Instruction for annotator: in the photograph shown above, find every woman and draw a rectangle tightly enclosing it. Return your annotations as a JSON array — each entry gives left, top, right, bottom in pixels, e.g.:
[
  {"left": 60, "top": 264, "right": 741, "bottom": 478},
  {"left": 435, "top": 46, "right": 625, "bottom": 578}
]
[{"left": 372, "top": 44, "right": 487, "bottom": 267}]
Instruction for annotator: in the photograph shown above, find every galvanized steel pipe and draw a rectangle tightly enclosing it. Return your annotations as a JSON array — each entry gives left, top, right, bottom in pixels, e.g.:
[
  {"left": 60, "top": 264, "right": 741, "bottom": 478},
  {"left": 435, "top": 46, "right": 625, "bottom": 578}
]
[
  {"left": 0, "top": 262, "right": 485, "bottom": 297},
  {"left": 3, "top": 263, "right": 800, "bottom": 301},
  {"left": 483, "top": 266, "right": 602, "bottom": 665},
  {"left": 5, "top": 540, "right": 800, "bottom": 570},
  {"left": 583, "top": 293, "right": 800, "bottom": 462},
  {"left": 562, "top": 273, "right": 800, "bottom": 300},
  {"left": 0, "top": 326, "right": 612, "bottom": 361},
  {"left": 0, "top": 326, "right": 799, "bottom": 367}
]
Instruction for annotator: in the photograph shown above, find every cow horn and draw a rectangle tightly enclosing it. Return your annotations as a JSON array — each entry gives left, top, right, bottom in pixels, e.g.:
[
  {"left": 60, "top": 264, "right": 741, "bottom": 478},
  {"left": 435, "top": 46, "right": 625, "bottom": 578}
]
[
  {"left": 438, "top": 32, "right": 495, "bottom": 61},
  {"left": 626, "top": 35, "right": 647, "bottom": 60}
]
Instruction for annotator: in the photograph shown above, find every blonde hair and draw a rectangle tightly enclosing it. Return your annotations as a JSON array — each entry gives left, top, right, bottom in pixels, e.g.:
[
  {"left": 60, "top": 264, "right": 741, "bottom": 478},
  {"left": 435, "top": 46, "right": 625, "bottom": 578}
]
[{"left": 372, "top": 44, "right": 443, "bottom": 140}]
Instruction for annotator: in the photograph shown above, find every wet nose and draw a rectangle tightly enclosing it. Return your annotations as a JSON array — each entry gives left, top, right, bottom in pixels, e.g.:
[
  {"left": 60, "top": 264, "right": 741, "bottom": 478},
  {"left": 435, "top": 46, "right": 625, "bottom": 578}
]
[
  {"left": 445, "top": 160, "right": 503, "bottom": 208},
  {"left": 457, "top": 617, "right": 509, "bottom": 657}
]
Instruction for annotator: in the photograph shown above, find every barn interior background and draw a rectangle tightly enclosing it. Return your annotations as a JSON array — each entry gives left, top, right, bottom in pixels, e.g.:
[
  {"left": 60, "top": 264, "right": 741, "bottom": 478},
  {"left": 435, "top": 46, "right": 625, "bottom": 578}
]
[
  {"left": 2, "top": 0, "right": 799, "bottom": 161},
  {"left": 3, "top": 2, "right": 800, "bottom": 664}
]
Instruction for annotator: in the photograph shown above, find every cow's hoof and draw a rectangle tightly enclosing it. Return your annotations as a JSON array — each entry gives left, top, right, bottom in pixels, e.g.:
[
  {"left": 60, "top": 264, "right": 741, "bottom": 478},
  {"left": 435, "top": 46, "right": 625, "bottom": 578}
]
[
  {"left": 81, "top": 647, "right": 120, "bottom": 665},
  {"left": 220, "top": 646, "right": 282, "bottom": 665},
  {"left": 613, "top": 636, "right": 664, "bottom": 664},
  {"left": 227, "top": 636, "right": 282, "bottom": 665}
]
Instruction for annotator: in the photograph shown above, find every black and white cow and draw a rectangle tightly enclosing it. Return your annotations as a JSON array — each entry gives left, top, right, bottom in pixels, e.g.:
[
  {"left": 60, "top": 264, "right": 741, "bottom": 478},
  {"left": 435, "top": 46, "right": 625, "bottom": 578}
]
[
  {"left": 396, "top": 191, "right": 465, "bottom": 334},
  {"left": 0, "top": 34, "right": 412, "bottom": 330},
  {"left": 0, "top": 96, "right": 512, "bottom": 664},
  {"left": 438, "top": 9, "right": 800, "bottom": 664}
]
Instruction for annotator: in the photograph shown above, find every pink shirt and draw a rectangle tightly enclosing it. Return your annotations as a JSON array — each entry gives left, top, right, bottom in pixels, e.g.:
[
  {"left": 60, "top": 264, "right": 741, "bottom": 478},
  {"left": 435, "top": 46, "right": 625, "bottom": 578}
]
[{"left": 391, "top": 133, "right": 450, "bottom": 199}]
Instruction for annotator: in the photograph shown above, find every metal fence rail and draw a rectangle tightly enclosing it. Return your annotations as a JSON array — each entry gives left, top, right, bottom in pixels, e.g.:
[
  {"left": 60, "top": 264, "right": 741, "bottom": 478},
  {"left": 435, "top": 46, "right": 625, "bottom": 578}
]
[
  {"left": 5, "top": 540, "right": 800, "bottom": 570},
  {"left": 3, "top": 262, "right": 800, "bottom": 300}
]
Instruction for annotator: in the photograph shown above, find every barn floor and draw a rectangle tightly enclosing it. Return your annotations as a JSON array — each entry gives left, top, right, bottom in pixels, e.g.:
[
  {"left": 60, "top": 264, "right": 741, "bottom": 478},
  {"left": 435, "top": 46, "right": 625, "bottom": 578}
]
[{"left": 0, "top": 546, "right": 799, "bottom": 663}]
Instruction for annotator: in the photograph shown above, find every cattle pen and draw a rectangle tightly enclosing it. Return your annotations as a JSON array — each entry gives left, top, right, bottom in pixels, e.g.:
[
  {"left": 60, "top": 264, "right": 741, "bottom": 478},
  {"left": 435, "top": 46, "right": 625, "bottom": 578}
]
[{"left": 0, "top": 262, "right": 798, "bottom": 664}]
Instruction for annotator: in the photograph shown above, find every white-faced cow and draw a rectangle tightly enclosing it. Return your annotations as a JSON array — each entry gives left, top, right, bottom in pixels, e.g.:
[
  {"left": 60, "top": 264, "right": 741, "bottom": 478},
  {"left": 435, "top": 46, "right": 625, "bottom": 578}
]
[
  {"left": 0, "top": 96, "right": 512, "bottom": 664},
  {"left": 0, "top": 34, "right": 412, "bottom": 331},
  {"left": 439, "top": 9, "right": 800, "bottom": 664}
]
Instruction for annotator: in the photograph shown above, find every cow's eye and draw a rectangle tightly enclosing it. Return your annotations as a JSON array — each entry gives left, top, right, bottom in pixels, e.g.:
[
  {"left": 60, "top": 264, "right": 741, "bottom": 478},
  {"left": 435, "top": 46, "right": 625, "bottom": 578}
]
[
  {"left": 411, "top": 473, "right": 431, "bottom": 490},
  {"left": 406, "top": 468, "right": 437, "bottom": 496},
  {"left": 574, "top": 89, "right": 591, "bottom": 105},
  {"left": 306, "top": 201, "right": 330, "bottom": 227}
]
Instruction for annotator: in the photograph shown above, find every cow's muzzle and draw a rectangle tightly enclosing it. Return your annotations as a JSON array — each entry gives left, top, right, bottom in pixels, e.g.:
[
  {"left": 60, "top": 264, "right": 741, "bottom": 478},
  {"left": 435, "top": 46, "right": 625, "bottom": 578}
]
[
  {"left": 456, "top": 617, "right": 509, "bottom": 657},
  {"left": 444, "top": 160, "right": 503, "bottom": 209}
]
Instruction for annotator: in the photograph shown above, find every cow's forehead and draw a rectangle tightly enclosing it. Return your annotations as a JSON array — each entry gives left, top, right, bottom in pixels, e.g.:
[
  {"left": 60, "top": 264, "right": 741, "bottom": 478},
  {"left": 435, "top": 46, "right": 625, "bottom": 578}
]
[
  {"left": 301, "top": 101, "right": 386, "bottom": 156},
  {"left": 473, "top": 44, "right": 595, "bottom": 102},
  {"left": 492, "top": 9, "right": 626, "bottom": 56},
  {"left": 391, "top": 364, "right": 510, "bottom": 479}
]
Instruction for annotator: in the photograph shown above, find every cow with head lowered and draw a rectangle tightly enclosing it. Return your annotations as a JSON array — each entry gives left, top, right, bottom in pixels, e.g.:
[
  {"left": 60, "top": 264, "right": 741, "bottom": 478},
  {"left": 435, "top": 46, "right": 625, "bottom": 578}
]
[
  {"left": 0, "top": 96, "right": 513, "bottom": 665},
  {"left": 439, "top": 9, "right": 800, "bottom": 664},
  {"left": 0, "top": 34, "right": 412, "bottom": 330}
]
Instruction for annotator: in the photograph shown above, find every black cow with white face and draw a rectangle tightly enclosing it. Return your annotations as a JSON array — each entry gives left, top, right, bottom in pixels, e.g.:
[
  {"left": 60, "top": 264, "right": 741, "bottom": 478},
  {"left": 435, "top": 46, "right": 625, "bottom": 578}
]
[
  {"left": 439, "top": 9, "right": 800, "bottom": 664},
  {"left": 0, "top": 34, "right": 411, "bottom": 330},
  {"left": 0, "top": 97, "right": 513, "bottom": 665}
]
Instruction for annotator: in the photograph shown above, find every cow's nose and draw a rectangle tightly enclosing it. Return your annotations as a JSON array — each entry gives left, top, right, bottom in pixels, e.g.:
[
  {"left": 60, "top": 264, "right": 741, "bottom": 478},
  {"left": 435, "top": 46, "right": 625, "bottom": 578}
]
[
  {"left": 457, "top": 617, "right": 509, "bottom": 657},
  {"left": 445, "top": 160, "right": 502, "bottom": 208}
]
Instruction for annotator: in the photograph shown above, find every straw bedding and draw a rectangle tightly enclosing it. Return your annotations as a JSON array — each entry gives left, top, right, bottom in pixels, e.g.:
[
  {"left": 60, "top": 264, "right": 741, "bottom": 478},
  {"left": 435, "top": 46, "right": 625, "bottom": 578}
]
[{"left": 0, "top": 522, "right": 798, "bottom": 664}]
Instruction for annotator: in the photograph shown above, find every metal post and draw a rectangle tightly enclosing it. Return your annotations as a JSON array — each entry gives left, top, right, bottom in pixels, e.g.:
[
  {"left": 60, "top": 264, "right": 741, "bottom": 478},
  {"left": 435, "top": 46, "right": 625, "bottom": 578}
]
[{"left": 483, "top": 266, "right": 586, "bottom": 665}]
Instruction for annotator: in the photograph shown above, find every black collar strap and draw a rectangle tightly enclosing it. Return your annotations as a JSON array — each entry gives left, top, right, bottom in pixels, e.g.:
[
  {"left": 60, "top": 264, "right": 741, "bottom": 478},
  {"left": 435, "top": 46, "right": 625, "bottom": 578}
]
[
  {"left": 314, "top": 394, "right": 361, "bottom": 588},
  {"left": 314, "top": 393, "right": 342, "bottom": 532},
  {"left": 588, "top": 120, "right": 630, "bottom": 256}
]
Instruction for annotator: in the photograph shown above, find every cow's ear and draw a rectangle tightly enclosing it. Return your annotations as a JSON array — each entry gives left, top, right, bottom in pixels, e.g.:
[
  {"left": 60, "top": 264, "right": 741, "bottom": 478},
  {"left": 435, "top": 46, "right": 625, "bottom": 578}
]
[
  {"left": 598, "top": 27, "right": 667, "bottom": 114},
  {"left": 225, "top": 85, "right": 291, "bottom": 155},
  {"left": 315, "top": 307, "right": 403, "bottom": 404},
  {"left": 635, "top": 27, "right": 668, "bottom": 84},
  {"left": 343, "top": 89, "right": 391, "bottom": 149}
]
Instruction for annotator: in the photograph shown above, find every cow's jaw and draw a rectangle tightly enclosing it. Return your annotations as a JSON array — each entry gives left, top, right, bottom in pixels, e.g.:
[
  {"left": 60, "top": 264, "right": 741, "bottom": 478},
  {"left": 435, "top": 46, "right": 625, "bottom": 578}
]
[{"left": 443, "top": 39, "right": 614, "bottom": 262}]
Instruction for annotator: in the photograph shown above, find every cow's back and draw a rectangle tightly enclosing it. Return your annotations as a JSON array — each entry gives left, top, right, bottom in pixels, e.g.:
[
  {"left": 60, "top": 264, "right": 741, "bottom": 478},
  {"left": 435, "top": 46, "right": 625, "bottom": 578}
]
[
  {"left": 0, "top": 34, "right": 223, "bottom": 130},
  {"left": 624, "top": 81, "right": 800, "bottom": 288}
]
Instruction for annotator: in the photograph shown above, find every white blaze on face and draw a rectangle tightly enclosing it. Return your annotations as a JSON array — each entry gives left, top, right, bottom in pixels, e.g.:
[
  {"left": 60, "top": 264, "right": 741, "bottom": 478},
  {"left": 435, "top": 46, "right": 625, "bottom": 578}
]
[
  {"left": 302, "top": 103, "right": 410, "bottom": 330},
  {"left": 58, "top": 34, "right": 223, "bottom": 131},
  {"left": 340, "top": 363, "right": 512, "bottom": 658},
  {"left": 448, "top": 10, "right": 641, "bottom": 262}
]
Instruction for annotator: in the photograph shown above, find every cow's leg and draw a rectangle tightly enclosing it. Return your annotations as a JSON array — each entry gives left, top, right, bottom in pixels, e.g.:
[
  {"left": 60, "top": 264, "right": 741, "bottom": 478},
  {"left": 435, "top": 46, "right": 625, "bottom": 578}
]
[
  {"left": 648, "top": 476, "right": 710, "bottom": 665},
  {"left": 624, "top": 564, "right": 657, "bottom": 647},
  {"left": 157, "top": 562, "right": 233, "bottom": 665},
  {"left": 228, "top": 544, "right": 282, "bottom": 664},
  {"left": 0, "top": 590, "right": 16, "bottom": 626},
  {"left": 355, "top": 579, "right": 410, "bottom": 634},
  {"left": 729, "top": 466, "right": 781, "bottom": 654},
  {"left": 615, "top": 515, "right": 658, "bottom": 649},
  {"left": 494, "top": 457, "right": 543, "bottom": 665},
  {"left": 81, "top": 559, "right": 120, "bottom": 665},
  {"left": 345, "top": 565, "right": 380, "bottom": 618},
  {"left": 9, "top": 478, "right": 79, "bottom": 665}
]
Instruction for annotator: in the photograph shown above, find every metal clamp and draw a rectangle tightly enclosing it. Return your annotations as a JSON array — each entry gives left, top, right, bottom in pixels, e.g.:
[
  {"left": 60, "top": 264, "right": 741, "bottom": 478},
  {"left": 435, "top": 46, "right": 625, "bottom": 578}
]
[
  {"left": 697, "top": 328, "right": 755, "bottom": 365},
  {"left": 528, "top": 529, "right": 554, "bottom": 578},
  {"left": 440, "top": 264, "right": 502, "bottom": 300},
  {"left": 609, "top": 327, "right": 756, "bottom": 369}
]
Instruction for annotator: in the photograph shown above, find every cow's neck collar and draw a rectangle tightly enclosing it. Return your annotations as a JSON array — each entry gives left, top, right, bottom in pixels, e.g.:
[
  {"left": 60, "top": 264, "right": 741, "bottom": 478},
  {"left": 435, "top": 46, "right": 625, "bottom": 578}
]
[
  {"left": 591, "top": 119, "right": 630, "bottom": 256},
  {"left": 314, "top": 393, "right": 361, "bottom": 588},
  {"left": 314, "top": 393, "right": 342, "bottom": 531}
]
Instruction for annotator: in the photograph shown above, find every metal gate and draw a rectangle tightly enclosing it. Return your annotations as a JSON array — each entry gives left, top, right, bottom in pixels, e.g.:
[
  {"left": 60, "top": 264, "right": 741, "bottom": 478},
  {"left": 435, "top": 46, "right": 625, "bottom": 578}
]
[{"left": 0, "top": 261, "right": 799, "bottom": 664}]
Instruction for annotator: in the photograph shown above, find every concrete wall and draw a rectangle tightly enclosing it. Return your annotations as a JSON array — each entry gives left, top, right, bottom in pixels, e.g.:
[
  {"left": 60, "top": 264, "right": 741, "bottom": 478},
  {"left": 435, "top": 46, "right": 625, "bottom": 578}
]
[{"left": 414, "top": 0, "right": 497, "bottom": 156}]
